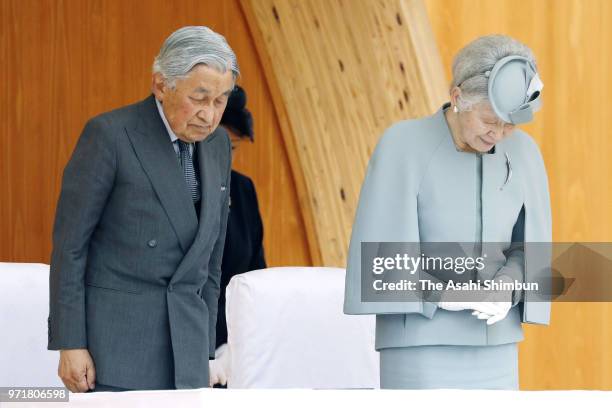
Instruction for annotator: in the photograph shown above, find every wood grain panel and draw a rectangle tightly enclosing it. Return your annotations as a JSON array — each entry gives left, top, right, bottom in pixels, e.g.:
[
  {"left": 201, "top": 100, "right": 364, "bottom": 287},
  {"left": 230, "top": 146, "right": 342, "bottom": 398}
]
[
  {"left": 0, "top": 0, "right": 311, "bottom": 267},
  {"left": 241, "top": 0, "right": 447, "bottom": 266},
  {"left": 425, "top": 0, "right": 612, "bottom": 390}
]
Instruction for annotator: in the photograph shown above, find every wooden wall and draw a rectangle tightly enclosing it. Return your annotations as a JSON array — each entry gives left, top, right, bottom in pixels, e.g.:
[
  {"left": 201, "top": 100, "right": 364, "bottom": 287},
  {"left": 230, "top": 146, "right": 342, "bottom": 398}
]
[
  {"left": 425, "top": 0, "right": 612, "bottom": 389},
  {"left": 241, "top": 0, "right": 447, "bottom": 266},
  {"left": 0, "top": 0, "right": 311, "bottom": 267}
]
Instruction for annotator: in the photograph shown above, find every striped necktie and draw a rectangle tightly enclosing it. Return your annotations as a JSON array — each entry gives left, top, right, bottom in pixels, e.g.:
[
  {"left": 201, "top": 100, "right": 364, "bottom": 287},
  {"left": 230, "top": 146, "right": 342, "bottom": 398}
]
[{"left": 176, "top": 140, "right": 201, "bottom": 203}]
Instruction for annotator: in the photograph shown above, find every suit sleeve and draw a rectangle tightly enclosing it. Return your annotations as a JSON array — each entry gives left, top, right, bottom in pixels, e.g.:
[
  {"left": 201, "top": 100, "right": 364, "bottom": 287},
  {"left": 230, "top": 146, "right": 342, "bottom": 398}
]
[
  {"left": 202, "top": 135, "right": 232, "bottom": 359},
  {"left": 343, "top": 126, "right": 437, "bottom": 318},
  {"left": 48, "top": 117, "right": 117, "bottom": 350}
]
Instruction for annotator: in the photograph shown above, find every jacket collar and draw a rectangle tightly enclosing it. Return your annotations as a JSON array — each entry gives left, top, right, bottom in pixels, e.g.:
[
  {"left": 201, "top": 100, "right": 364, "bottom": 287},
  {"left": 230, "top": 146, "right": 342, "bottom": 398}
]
[{"left": 128, "top": 94, "right": 199, "bottom": 253}]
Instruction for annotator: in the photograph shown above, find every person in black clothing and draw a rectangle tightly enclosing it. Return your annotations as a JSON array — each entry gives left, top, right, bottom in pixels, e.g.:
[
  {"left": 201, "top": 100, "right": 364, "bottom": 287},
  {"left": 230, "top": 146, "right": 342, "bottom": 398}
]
[{"left": 209, "top": 85, "right": 267, "bottom": 387}]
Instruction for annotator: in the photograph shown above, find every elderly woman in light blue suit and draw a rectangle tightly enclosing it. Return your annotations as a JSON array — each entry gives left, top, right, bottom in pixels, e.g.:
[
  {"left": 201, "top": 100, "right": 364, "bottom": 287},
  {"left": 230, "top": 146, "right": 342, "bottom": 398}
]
[{"left": 344, "top": 35, "right": 551, "bottom": 389}]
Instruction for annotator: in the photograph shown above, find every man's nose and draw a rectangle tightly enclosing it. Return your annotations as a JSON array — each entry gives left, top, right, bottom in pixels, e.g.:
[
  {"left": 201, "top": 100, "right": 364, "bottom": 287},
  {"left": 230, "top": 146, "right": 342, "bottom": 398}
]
[{"left": 197, "top": 106, "right": 214, "bottom": 124}]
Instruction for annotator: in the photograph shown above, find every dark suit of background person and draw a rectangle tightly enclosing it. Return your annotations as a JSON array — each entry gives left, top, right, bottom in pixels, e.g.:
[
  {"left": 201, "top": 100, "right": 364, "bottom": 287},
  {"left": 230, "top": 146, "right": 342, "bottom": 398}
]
[
  {"left": 216, "top": 171, "right": 267, "bottom": 347},
  {"left": 216, "top": 85, "right": 267, "bottom": 351},
  {"left": 47, "top": 26, "right": 238, "bottom": 392}
]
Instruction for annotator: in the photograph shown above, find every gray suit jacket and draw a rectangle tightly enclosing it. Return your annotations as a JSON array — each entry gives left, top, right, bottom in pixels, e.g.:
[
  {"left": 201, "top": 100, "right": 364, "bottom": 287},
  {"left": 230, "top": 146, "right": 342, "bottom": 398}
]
[{"left": 48, "top": 95, "right": 232, "bottom": 390}]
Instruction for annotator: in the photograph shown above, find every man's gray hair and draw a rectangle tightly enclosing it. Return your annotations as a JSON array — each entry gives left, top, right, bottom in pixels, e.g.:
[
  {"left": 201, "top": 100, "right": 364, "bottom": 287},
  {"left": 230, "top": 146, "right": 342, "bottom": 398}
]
[
  {"left": 153, "top": 26, "right": 240, "bottom": 88},
  {"left": 451, "top": 34, "right": 536, "bottom": 111}
]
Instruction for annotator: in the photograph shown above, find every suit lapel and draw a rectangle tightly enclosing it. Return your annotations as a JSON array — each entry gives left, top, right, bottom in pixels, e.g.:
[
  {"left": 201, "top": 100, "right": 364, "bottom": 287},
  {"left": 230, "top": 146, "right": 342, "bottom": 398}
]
[
  {"left": 169, "top": 128, "right": 225, "bottom": 284},
  {"left": 127, "top": 95, "right": 198, "bottom": 254}
]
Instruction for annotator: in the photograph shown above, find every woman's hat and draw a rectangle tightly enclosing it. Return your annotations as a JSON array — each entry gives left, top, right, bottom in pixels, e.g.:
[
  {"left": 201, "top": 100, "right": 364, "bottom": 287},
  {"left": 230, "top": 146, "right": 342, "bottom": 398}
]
[{"left": 487, "top": 55, "right": 543, "bottom": 124}]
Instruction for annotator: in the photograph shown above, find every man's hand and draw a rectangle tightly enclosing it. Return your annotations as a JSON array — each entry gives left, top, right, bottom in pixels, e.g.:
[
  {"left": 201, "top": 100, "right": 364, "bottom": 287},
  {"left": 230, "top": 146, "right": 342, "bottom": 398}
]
[{"left": 58, "top": 349, "right": 96, "bottom": 392}]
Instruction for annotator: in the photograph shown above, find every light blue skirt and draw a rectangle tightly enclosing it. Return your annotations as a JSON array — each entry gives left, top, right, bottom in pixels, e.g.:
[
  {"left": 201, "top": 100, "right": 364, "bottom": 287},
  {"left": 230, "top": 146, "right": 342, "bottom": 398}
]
[{"left": 379, "top": 343, "right": 518, "bottom": 389}]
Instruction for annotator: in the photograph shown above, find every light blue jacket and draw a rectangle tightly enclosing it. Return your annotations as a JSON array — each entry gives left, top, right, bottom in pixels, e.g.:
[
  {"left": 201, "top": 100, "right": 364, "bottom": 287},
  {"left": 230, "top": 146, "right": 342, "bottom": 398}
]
[{"left": 344, "top": 104, "right": 552, "bottom": 350}]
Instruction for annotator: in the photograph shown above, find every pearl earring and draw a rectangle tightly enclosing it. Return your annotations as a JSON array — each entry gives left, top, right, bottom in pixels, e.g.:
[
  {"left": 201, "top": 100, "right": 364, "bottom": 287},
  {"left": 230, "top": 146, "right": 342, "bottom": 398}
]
[{"left": 453, "top": 105, "right": 459, "bottom": 113}]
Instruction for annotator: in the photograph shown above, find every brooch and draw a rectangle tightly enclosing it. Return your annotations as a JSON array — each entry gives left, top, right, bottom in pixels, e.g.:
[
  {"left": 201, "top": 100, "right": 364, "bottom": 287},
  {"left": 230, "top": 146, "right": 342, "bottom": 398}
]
[{"left": 500, "top": 152, "right": 512, "bottom": 191}]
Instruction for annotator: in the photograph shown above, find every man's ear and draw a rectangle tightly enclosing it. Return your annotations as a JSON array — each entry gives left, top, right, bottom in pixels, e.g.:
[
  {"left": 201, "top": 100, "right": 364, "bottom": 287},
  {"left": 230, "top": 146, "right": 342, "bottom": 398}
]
[{"left": 152, "top": 73, "right": 167, "bottom": 101}]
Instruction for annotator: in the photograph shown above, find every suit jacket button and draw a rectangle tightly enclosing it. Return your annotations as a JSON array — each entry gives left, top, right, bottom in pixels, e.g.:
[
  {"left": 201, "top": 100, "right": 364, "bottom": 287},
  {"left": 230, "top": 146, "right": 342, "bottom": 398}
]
[
  {"left": 168, "top": 284, "right": 174, "bottom": 292},
  {"left": 148, "top": 239, "right": 157, "bottom": 248}
]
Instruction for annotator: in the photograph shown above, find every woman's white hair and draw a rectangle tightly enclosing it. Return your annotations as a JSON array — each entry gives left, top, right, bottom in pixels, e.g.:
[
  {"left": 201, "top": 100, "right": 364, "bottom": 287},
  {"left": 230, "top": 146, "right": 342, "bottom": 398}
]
[
  {"left": 153, "top": 26, "right": 240, "bottom": 88},
  {"left": 451, "top": 34, "right": 536, "bottom": 111}
]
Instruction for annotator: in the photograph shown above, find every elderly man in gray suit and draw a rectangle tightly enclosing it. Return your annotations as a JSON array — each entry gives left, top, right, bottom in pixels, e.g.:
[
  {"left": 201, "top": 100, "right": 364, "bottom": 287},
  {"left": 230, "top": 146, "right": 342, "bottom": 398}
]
[{"left": 47, "top": 26, "right": 238, "bottom": 392}]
